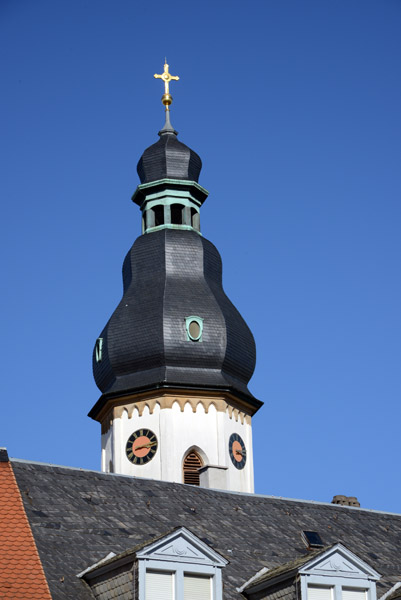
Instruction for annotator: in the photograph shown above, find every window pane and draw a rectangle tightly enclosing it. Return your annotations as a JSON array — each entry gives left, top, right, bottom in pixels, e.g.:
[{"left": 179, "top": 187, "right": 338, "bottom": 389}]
[
  {"left": 146, "top": 571, "right": 173, "bottom": 600},
  {"left": 308, "top": 585, "right": 334, "bottom": 600},
  {"left": 343, "top": 589, "right": 367, "bottom": 600},
  {"left": 184, "top": 574, "right": 211, "bottom": 600}
]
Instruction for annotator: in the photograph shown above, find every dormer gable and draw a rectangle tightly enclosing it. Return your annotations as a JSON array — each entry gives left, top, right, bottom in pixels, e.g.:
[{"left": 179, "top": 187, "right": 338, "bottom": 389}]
[
  {"left": 298, "top": 544, "right": 381, "bottom": 600},
  {"left": 299, "top": 544, "right": 381, "bottom": 581},
  {"left": 136, "top": 526, "right": 228, "bottom": 567}
]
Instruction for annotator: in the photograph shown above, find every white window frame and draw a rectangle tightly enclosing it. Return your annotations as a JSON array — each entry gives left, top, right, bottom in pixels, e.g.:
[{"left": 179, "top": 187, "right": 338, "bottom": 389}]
[
  {"left": 142, "top": 562, "right": 220, "bottom": 600},
  {"left": 303, "top": 580, "right": 372, "bottom": 600}
]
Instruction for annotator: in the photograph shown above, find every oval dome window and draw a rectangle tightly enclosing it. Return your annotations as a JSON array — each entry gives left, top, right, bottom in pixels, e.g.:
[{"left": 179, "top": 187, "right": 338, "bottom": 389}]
[{"left": 185, "top": 316, "right": 203, "bottom": 342}]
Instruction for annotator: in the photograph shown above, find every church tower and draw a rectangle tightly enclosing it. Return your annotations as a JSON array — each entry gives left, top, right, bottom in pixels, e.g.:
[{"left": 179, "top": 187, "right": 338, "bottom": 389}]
[{"left": 89, "top": 63, "right": 262, "bottom": 493}]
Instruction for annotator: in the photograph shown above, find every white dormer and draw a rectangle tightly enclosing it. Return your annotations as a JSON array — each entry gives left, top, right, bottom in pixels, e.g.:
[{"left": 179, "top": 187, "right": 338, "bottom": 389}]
[
  {"left": 136, "top": 527, "right": 228, "bottom": 600},
  {"left": 300, "top": 544, "right": 381, "bottom": 600}
]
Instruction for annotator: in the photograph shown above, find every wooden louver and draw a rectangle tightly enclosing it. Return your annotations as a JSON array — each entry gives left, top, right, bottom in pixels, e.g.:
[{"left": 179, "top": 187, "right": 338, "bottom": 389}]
[{"left": 183, "top": 451, "right": 203, "bottom": 486}]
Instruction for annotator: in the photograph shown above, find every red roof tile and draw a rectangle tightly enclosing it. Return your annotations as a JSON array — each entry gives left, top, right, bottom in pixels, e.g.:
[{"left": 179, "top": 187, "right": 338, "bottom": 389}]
[{"left": 0, "top": 460, "right": 52, "bottom": 599}]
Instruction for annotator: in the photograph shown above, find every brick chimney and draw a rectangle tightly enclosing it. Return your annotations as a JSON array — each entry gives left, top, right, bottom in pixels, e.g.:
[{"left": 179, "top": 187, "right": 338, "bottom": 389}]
[{"left": 332, "top": 495, "right": 360, "bottom": 507}]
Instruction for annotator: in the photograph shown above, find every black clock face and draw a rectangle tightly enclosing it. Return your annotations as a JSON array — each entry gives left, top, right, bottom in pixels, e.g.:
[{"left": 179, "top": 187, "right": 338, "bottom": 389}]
[
  {"left": 229, "top": 433, "right": 247, "bottom": 470},
  {"left": 126, "top": 429, "right": 158, "bottom": 465}
]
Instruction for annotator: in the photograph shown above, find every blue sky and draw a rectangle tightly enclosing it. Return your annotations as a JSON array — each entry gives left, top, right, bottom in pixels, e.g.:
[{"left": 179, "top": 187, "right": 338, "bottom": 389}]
[{"left": 1, "top": 0, "right": 400, "bottom": 512}]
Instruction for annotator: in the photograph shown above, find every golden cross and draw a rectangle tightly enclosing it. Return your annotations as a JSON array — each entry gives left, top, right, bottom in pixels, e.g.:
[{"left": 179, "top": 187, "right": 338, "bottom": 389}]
[{"left": 154, "top": 61, "right": 179, "bottom": 96}]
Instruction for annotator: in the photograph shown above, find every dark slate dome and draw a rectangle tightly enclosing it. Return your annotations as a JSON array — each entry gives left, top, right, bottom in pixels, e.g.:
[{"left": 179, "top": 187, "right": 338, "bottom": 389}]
[
  {"left": 92, "top": 229, "right": 259, "bottom": 408},
  {"left": 137, "top": 115, "right": 202, "bottom": 184}
]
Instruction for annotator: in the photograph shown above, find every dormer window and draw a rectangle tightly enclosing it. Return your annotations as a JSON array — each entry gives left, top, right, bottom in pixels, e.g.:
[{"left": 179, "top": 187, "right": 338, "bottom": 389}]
[
  {"left": 308, "top": 585, "right": 334, "bottom": 600},
  {"left": 79, "top": 527, "right": 227, "bottom": 600},
  {"left": 137, "top": 527, "right": 227, "bottom": 600},
  {"left": 146, "top": 571, "right": 174, "bottom": 600},
  {"left": 299, "top": 545, "right": 379, "bottom": 600},
  {"left": 145, "top": 571, "right": 212, "bottom": 600},
  {"left": 307, "top": 585, "right": 369, "bottom": 600},
  {"left": 241, "top": 544, "right": 380, "bottom": 600}
]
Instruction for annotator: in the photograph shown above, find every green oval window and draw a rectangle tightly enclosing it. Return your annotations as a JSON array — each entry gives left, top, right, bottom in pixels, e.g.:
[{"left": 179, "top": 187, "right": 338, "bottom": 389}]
[{"left": 185, "top": 316, "right": 203, "bottom": 342}]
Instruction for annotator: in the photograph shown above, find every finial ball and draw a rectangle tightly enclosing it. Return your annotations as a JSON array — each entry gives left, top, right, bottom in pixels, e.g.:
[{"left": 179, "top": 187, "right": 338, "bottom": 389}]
[{"left": 162, "top": 93, "right": 172, "bottom": 107}]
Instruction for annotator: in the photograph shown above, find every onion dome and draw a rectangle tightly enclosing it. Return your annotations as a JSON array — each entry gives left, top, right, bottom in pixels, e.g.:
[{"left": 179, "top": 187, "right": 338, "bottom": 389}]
[
  {"left": 90, "top": 229, "right": 261, "bottom": 416},
  {"left": 137, "top": 112, "right": 202, "bottom": 184}
]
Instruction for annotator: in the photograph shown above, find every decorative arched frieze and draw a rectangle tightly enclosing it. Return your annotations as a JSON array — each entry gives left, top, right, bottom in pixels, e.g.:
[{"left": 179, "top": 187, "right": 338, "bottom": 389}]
[
  {"left": 171, "top": 399, "right": 181, "bottom": 411},
  {"left": 100, "top": 393, "right": 252, "bottom": 434}
]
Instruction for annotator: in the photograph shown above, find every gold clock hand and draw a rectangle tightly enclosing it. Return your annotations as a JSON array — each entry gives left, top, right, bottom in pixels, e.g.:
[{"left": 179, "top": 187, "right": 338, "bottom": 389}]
[{"left": 134, "top": 442, "right": 157, "bottom": 451}]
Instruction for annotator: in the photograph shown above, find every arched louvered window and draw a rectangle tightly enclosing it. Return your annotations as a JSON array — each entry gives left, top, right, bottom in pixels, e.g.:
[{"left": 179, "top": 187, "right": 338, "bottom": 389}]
[{"left": 183, "top": 450, "right": 203, "bottom": 486}]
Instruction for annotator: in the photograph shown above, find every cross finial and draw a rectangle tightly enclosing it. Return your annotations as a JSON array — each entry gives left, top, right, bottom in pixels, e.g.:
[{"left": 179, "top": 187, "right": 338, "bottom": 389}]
[{"left": 154, "top": 61, "right": 179, "bottom": 111}]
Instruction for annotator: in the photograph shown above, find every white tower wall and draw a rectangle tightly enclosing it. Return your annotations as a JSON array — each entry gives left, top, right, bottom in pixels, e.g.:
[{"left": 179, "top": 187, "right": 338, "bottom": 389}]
[{"left": 101, "top": 395, "right": 254, "bottom": 493}]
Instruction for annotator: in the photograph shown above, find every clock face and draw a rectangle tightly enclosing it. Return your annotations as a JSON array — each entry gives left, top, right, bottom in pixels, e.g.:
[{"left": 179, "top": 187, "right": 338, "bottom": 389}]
[
  {"left": 125, "top": 429, "right": 158, "bottom": 465},
  {"left": 229, "top": 433, "right": 247, "bottom": 470}
]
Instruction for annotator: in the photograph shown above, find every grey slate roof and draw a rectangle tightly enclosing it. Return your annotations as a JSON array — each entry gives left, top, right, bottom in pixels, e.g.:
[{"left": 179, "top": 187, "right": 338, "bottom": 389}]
[
  {"left": 241, "top": 546, "right": 331, "bottom": 590},
  {"left": 12, "top": 460, "right": 401, "bottom": 600},
  {"left": 137, "top": 126, "right": 202, "bottom": 184},
  {"left": 91, "top": 229, "right": 260, "bottom": 415}
]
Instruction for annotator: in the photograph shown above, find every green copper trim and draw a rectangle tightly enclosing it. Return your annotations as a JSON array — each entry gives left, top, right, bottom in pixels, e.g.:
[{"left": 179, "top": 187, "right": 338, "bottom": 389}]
[
  {"left": 185, "top": 316, "right": 204, "bottom": 341},
  {"left": 133, "top": 178, "right": 207, "bottom": 235},
  {"left": 144, "top": 196, "right": 200, "bottom": 211},
  {"left": 132, "top": 178, "right": 208, "bottom": 208},
  {"left": 95, "top": 338, "right": 103, "bottom": 363},
  {"left": 145, "top": 223, "right": 202, "bottom": 236},
  {"left": 136, "top": 178, "right": 208, "bottom": 195}
]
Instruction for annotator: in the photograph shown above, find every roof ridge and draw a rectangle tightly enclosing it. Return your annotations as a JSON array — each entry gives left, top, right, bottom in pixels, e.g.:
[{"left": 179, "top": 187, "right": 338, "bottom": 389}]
[{"left": 10, "top": 458, "right": 401, "bottom": 518}]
